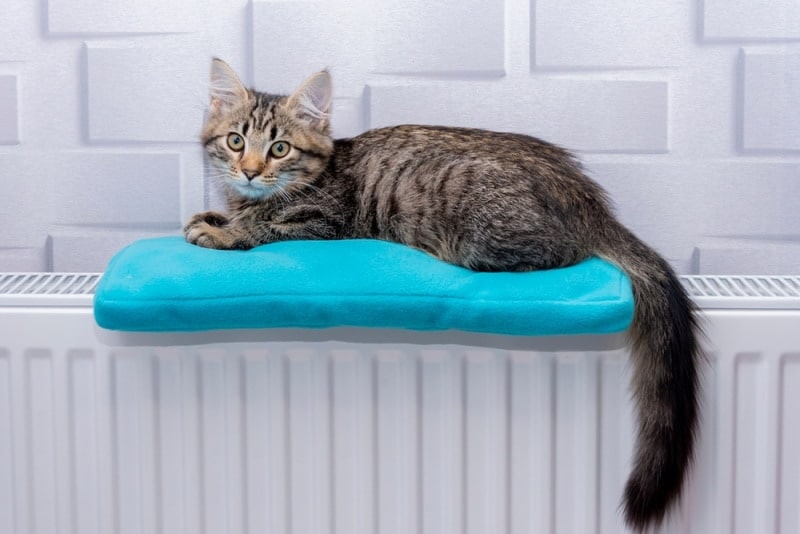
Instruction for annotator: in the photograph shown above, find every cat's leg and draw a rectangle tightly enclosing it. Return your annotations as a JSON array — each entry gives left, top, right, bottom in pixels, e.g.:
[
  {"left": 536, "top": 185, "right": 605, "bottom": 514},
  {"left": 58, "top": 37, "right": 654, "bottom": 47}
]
[
  {"left": 184, "top": 204, "right": 341, "bottom": 249},
  {"left": 269, "top": 205, "right": 340, "bottom": 240},
  {"left": 183, "top": 211, "right": 257, "bottom": 249}
]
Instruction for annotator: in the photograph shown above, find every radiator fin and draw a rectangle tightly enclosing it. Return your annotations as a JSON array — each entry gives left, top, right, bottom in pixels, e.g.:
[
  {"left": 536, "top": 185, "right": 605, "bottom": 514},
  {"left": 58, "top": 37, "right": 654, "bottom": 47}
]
[
  {"left": 780, "top": 354, "right": 800, "bottom": 534},
  {"left": 0, "top": 350, "right": 13, "bottom": 534},
  {"left": 68, "top": 350, "right": 102, "bottom": 534},
  {"left": 733, "top": 353, "right": 774, "bottom": 533},
  {"left": 375, "top": 350, "right": 418, "bottom": 534}
]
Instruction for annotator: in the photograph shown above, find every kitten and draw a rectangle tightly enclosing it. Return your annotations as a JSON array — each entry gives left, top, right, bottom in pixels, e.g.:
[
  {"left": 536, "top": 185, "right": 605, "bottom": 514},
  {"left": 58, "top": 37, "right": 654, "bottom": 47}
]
[{"left": 186, "top": 58, "right": 703, "bottom": 531}]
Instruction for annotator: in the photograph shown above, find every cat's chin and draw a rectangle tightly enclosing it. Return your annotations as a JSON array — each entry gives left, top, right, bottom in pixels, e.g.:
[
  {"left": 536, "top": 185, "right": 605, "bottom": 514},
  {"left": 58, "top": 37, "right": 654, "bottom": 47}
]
[{"left": 229, "top": 182, "right": 273, "bottom": 201}]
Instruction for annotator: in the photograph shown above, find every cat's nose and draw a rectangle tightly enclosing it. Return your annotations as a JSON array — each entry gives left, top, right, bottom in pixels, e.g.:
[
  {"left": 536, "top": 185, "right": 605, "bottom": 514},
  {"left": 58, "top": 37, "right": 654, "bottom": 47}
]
[{"left": 242, "top": 168, "right": 260, "bottom": 181}]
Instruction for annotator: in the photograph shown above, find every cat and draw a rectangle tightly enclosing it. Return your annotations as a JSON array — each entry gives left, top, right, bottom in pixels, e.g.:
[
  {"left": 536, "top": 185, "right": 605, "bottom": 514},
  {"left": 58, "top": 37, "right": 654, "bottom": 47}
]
[{"left": 186, "top": 58, "right": 703, "bottom": 531}]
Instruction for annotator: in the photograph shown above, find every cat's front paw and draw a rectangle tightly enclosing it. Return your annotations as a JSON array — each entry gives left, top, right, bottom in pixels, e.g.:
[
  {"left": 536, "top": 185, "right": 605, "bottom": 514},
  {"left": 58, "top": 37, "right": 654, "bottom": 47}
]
[
  {"left": 184, "top": 211, "right": 233, "bottom": 249},
  {"left": 184, "top": 222, "right": 226, "bottom": 249}
]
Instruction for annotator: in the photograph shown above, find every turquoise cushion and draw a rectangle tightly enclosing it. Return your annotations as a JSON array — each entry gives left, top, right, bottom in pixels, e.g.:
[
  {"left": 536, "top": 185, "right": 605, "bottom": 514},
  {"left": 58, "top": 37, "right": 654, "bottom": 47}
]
[{"left": 93, "top": 236, "right": 634, "bottom": 336}]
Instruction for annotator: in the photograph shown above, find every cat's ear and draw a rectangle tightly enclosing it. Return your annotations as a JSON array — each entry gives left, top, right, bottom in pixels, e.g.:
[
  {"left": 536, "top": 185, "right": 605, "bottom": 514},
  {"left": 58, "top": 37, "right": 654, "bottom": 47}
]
[
  {"left": 286, "top": 71, "right": 332, "bottom": 128},
  {"left": 209, "top": 58, "right": 249, "bottom": 115}
]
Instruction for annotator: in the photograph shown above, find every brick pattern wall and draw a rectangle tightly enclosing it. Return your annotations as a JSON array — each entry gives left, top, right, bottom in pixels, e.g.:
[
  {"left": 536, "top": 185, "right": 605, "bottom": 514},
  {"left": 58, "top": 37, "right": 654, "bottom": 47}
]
[{"left": 0, "top": 0, "right": 797, "bottom": 273}]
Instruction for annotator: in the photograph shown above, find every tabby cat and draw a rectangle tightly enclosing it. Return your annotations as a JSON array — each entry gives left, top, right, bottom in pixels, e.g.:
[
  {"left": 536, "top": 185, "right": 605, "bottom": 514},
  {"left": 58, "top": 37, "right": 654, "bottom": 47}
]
[{"left": 186, "top": 58, "right": 703, "bottom": 531}]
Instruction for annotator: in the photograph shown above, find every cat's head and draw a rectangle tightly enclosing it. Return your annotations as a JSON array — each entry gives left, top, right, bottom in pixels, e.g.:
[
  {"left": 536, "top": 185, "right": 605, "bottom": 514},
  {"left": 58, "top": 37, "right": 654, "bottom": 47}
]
[{"left": 201, "top": 58, "right": 334, "bottom": 201}]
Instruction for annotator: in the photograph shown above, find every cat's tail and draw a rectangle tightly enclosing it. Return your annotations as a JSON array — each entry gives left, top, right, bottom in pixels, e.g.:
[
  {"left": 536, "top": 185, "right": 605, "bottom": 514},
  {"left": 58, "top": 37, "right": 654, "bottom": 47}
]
[{"left": 595, "top": 222, "right": 703, "bottom": 531}]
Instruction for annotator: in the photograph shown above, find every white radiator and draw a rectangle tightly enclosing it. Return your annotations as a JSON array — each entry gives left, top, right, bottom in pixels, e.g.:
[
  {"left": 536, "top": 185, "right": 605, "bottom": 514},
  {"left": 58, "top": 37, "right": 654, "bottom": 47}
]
[{"left": 1, "top": 273, "right": 799, "bottom": 534}]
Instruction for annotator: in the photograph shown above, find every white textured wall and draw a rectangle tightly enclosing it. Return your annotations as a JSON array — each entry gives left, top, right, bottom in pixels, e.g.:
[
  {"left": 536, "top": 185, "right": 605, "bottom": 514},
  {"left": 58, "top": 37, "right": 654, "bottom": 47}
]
[{"left": 0, "top": 0, "right": 798, "bottom": 273}]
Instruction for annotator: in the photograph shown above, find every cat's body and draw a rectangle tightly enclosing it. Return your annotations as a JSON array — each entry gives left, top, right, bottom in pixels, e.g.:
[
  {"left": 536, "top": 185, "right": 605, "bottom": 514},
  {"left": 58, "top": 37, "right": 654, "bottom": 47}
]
[
  {"left": 186, "top": 59, "right": 703, "bottom": 531},
  {"left": 196, "top": 124, "right": 600, "bottom": 271}
]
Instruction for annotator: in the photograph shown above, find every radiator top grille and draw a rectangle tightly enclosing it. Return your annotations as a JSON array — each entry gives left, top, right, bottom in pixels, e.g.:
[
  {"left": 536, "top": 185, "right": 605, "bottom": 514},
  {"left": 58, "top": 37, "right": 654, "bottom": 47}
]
[
  {"left": 0, "top": 272, "right": 798, "bottom": 309},
  {"left": 0, "top": 273, "right": 102, "bottom": 295},
  {"left": 682, "top": 275, "right": 800, "bottom": 298},
  {"left": 682, "top": 275, "right": 800, "bottom": 309},
  {"left": 0, "top": 273, "right": 102, "bottom": 306}
]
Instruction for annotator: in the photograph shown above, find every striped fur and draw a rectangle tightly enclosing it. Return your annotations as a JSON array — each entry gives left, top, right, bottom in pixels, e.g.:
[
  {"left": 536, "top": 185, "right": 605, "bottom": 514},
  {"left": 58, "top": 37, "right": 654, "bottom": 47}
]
[{"left": 185, "top": 59, "right": 704, "bottom": 531}]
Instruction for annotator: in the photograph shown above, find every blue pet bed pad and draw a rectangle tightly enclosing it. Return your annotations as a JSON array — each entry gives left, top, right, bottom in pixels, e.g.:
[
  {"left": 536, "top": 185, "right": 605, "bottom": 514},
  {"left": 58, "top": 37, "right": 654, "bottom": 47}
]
[{"left": 93, "top": 236, "right": 634, "bottom": 336}]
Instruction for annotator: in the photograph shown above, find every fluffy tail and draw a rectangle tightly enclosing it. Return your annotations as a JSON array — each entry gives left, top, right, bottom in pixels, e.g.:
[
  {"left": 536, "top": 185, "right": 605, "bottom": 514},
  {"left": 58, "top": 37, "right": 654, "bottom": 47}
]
[{"left": 597, "top": 223, "right": 703, "bottom": 531}]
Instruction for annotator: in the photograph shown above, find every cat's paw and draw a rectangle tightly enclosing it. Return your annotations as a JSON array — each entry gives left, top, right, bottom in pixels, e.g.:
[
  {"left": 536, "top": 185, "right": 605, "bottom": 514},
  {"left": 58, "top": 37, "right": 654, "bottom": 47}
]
[
  {"left": 184, "top": 222, "right": 225, "bottom": 248},
  {"left": 184, "top": 211, "right": 233, "bottom": 249}
]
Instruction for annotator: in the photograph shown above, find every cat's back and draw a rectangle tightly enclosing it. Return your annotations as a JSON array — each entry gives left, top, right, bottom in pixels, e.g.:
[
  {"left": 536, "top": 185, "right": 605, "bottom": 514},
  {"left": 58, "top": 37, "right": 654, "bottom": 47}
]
[
  {"left": 347, "top": 124, "right": 568, "bottom": 162},
  {"left": 338, "top": 124, "right": 601, "bottom": 204}
]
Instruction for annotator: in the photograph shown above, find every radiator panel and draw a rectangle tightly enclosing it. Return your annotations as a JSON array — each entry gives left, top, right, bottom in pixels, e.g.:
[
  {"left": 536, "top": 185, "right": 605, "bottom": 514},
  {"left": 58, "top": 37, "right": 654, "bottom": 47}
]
[{"left": 0, "top": 306, "right": 798, "bottom": 533}]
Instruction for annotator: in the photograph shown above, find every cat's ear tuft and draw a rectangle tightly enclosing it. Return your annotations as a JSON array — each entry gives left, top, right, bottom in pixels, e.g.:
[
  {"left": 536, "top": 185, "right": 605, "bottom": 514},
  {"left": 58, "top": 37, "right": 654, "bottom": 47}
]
[
  {"left": 209, "top": 58, "right": 249, "bottom": 115},
  {"left": 287, "top": 70, "right": 332, "bottom": 128}
]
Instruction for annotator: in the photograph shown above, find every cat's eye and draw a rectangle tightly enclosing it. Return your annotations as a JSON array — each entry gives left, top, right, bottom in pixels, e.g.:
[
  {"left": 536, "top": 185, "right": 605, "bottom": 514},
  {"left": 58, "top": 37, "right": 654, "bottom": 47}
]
[
  {"left": 227, "top": 133, "right": 245, "bottom": 151},
  {"left": 270, "top": 141, "right": 291, "bottom": 158}
]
